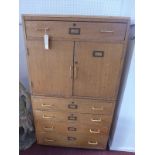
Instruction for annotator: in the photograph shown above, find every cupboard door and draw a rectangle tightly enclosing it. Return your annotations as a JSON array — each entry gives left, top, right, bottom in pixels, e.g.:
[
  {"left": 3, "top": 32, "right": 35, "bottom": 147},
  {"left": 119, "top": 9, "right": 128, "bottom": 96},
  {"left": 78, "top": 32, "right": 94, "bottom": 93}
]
[
  {"left": 27, "top": 40, "right": 74, "bottom": 97},
  {"left": 73, "top": 42, "right": 124, "bottom": 99}
]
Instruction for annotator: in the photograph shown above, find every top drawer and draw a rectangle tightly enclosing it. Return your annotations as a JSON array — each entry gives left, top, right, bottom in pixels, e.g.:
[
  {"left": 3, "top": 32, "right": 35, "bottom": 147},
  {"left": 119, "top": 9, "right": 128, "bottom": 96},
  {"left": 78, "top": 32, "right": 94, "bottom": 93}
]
[{"left": 25, "top": 21, "right": 127, "bottom": 41}]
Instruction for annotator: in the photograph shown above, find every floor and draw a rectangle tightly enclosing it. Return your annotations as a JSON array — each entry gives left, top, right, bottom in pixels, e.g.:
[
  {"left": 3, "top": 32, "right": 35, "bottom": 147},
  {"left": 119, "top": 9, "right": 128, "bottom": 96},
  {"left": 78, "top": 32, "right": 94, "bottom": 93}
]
[{"left": 20, "top": 144, "right": 135, "bottom": 155}]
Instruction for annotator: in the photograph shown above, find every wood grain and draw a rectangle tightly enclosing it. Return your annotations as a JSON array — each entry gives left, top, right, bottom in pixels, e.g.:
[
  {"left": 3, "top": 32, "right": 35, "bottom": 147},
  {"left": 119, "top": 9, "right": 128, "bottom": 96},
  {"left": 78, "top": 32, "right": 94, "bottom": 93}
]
[
  {"left": 22, "top": 15, "right": 130, "bottom": 150},
  {"left": 35, "top": 121, "right": 109, "bottom": 135},
  {"left": 23, "top": 14, "right": 130, "bottom": 23},
  {"left": 25, "top": 21, "right": 127, "bottom": 41},
  {"left": 31, "top": 96, "right": 114, "bottom": 115},
  {"left": 27, "top": 40, "right": 73, "bottom": 97},
  {"left": 73, "top": 42, "right": 124, "bottom": 99},
  {"left": 36, "top": 132, "right": 108, "bottom": 149},
  {"left": 33, "top": 110, "right": 113, "bottom": 127}
]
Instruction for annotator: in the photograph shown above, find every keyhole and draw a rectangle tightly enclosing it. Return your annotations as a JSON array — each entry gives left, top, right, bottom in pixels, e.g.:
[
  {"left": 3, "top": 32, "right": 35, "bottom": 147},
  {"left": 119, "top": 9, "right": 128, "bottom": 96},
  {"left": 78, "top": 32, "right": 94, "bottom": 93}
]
[{"left": 73, "top": 23, "right": 76, "bottom": 26}]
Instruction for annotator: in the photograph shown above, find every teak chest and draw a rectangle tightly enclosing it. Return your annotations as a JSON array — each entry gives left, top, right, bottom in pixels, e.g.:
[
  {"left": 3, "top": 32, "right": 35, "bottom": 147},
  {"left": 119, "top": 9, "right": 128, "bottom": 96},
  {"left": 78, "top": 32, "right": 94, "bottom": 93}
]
[{"left": 22, "top": 15, "right": 130, "bottom": 149}]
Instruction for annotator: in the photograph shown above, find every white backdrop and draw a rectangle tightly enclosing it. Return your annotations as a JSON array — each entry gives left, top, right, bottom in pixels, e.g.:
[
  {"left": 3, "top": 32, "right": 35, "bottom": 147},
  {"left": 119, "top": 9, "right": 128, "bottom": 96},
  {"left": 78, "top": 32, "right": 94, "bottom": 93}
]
[{"left": 19, "top": 0, "right": 135, "bottom": 152}]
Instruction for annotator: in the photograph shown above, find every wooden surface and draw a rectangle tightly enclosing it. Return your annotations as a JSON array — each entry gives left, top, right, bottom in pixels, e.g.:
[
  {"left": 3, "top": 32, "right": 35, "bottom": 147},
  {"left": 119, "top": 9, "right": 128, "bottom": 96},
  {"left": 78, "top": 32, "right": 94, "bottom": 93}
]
[
  {"left": 23, "top": 14, "right": 130, "bottom": 23},
  {"left": 25, "top": 21, "right": 127, "bottom": 41},
  {"left": 36, "top": 132, "right": 108, "bottom": 149},
  {"left": 31, "top": 96, "right": 114, "bottom": 115},
  {"left": 73, "top": 42, "right": 124, "bottom": 99},
  {"left": 23, "top": 15, "right": 130, "bottom": 149},
  {"left": 33, "top": 110, "right": 113, "bottom": 126},
  {"left": 27, "top": 40, "right": 73, "bottom": 96}
]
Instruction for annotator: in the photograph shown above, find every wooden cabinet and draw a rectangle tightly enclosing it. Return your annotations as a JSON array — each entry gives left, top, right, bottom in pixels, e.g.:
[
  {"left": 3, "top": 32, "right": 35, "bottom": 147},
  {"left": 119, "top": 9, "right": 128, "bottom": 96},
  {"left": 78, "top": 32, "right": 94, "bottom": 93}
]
[
  {"left": 73, "top": 42, "right": 124, "bottom": 99},
  {"left": 23, "top": 15, "right": 130, "bottom": 149},
  {"left": 27, "top": 40, "right": 73, "bottom": 96}
]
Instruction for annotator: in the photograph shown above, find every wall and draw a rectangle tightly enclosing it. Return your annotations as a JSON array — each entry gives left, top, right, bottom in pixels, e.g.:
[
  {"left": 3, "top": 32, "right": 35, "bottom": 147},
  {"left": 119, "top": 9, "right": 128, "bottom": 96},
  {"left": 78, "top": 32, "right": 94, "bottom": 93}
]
[
  {"left": 19, "top": 0, "right": 135, "bottom": 152},
  {"left": 110, "top": 49, "right": 135, "bottom": 152}
]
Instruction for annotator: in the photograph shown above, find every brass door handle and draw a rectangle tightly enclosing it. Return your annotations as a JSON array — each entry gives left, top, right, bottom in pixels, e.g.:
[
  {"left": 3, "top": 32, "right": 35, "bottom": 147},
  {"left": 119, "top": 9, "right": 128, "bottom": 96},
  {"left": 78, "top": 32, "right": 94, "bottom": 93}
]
[
  {"left": 89, "top": 129, "right": 100, "bottom": 134},
  {"left": 88, "top": 141, "right": 98, "bottom": 145},
  {"left": 92, "top": 106, "right": 104, "bottom": 111},
  {"left": 100, "top": 30, "right": 114, "bottom": 33},
  {"left": 41, "top": 103, "right": 54, "bottom": 107},
  {"left": 44, "top": 126, "right": 54, "bottom": 131},
  {"left": 45, "top": 138, "right": 55, "bottom": 142},
  {"left": 74, "top": 66, "right": 78, "bottom": 79},
  {"left": 91, "top": 118, "right": 102, "bottom": 122},
  {"left": 70, "top": 66, "right": 73, "bottom": 79},
  {"left": 43, "top": 114, "right": 55, "bottom": 119}
]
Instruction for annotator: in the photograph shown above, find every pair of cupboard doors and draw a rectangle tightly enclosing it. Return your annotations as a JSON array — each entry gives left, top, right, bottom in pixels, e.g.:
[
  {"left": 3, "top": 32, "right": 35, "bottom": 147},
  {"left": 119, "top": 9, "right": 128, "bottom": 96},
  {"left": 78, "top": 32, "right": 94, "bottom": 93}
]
[{"left": 27, "top": 40, "right": 124, "bottom": 100}]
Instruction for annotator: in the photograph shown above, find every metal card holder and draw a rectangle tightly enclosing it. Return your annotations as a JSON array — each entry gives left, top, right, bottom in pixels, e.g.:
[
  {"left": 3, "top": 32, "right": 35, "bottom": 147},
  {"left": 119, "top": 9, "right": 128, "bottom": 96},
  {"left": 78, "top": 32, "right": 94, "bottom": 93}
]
[
  {"left": 68, "top": 114, "right": 77, "bottom": 121},
  {"left": 69, "top": 28, "right": 80, "bottom": 35},
  {"left": 68, "top": 127, "right": 77, "bottom": 131},
  {"left": 93, "top": 51, "right": 104, "bottom": 57},
  {"left": 68, "top": 102, "right": 78, "bottom": 109},
  {"left": 67, "top": 136, "right": 76, "bottom": 141}
]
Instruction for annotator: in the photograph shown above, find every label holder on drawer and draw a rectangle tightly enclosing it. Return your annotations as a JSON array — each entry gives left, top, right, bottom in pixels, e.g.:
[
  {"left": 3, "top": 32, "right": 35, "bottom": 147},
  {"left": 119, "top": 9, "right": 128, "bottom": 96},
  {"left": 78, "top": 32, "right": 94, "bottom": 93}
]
[{"left": 69, "top": 28, "right": 80, "bottom": 35}]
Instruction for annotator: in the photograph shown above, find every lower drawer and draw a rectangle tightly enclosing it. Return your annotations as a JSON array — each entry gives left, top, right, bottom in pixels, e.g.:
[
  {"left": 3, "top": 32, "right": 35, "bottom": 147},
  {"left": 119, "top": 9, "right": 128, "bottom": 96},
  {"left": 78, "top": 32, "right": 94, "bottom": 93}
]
[
  {"left": 35, "top": 121, "right": 109, "bottom": 135},
  {"left": 36, "top": 132, "right": 108, "bottom": 149},
  {"left": 33, "top": 110, "right": 113, "bottom": 127}
]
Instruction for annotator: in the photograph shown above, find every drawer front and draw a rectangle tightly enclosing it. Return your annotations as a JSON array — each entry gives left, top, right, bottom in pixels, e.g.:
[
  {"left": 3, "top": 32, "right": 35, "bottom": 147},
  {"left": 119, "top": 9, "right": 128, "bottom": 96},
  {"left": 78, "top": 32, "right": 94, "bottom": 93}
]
[
  {"left": 36, "top": 132, "right": 108, "bottom": 149},
  {"left": 35, "top": 121, "right": 109, "bottom": 135},
  {"left": 31, "top": 96, "right": 114, "bottom": 115},
  {"left": 33, "top": 110, "right": 113, "bottom": 126},
  {"left": 25, "top": 21, "right": 127, "bottom": 41}
]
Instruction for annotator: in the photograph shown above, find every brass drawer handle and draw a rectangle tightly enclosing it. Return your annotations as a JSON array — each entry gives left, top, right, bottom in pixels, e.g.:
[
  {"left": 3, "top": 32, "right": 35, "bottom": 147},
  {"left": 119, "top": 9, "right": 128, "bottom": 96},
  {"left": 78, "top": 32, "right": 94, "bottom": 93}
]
[
  {"left": 91, "top": 118, "right": 102, "bottom": 122},
  {"left": 92, "top": 106, "right": 103, "bottom": 111},
  {"left": 43, "top": 114, "right": 55, "bottom": 119},
  {"left": 89, "top": 129, "right": 100, "bottom": 134},
  {"left": 88, "top": 141, "right": 98, "bottom": 145},
  {"left": 45, "top": 138, "right": 55, "bottom": 142},
  {"left": 44, "top": 126, "right": 54, "bottom": 131},
  {"left": 100, "top": 30, "right": 114, "bottom": 33},
  {"left": 41, "top": 103, "right": 54, "bottom": 107}
]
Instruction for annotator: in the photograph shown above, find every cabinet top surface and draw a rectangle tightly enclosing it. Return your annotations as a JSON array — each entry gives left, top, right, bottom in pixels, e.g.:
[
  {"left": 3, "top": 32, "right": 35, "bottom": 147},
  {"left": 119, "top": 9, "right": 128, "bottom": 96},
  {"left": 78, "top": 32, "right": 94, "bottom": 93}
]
[{"left": 22, "top": 14, "right": 130, "bottom": 23}]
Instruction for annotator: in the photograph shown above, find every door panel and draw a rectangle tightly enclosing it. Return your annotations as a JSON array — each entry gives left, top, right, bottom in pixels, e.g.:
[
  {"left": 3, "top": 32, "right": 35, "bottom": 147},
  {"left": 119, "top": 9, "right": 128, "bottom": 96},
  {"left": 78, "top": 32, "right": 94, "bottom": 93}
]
[
  {"left": 27, "top": 40, "right": 73, "bottom": 97},
  {"left": 73, "top": 42, "right": 124, "bottom": 99}
]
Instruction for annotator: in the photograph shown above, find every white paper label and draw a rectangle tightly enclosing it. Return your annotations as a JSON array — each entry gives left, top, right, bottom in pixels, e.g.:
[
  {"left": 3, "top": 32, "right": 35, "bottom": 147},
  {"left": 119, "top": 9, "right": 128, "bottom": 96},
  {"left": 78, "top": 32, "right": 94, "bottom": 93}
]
[{"left": 44, "top": 34, "right": 49, "bottom": 50}]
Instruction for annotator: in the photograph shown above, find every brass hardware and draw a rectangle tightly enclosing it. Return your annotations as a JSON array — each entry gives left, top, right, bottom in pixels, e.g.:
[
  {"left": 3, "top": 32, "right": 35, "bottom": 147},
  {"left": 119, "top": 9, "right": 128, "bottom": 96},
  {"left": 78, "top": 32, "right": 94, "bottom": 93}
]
[
  {"left": 68, "top": 127, "right": 77, "bottom": 131},
  {"left": 68, "top": 114, "right": 77, "bottom": 121},
  {"left": 43, "top": 114, "right": 54, "bottom": 119},
  {"left": 89, "top": 129, "right": 100, "bottom": 134},
  {"left": 92, "top": 106, "right": 104, "bottom": 111},
  {"left": 44, "top": 126, "right": 54, "bottom": 131},
  {"left": 93, "top": 51, "right": 104, "bottom": 57},
  {"left": 70, "top": 66, "right": 73, "bottom": 79},
  {"left": 68, "top": 103, "right": 78, "bottom": 109},
  {"left": 69, "top": 28, "right": 80, "bottom": 35},
  {"left": 67, "top": 136, "right": 76, "bottom": 141},
  {"left": 100, "top": 30, "right": 114, "bottom": 33},
  {"left": 41, "top": 103, "right": 54, "bottom": 107},
  {"left": 91, "top": 118, "right": 102, "bottom": 122},
  {"left": 88, "top": 141, "right": 98, "bottom": 145},
  {"left": 45, "top": 138, "right": 55, "bottom": 142},
  {"left": 74, "top": 66, "right": 78, "bottom": 79}
]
